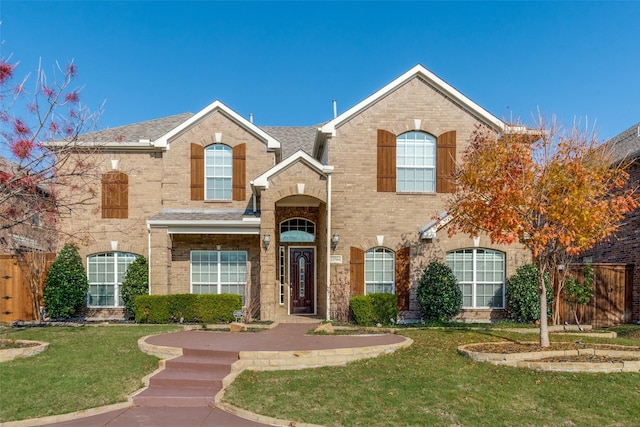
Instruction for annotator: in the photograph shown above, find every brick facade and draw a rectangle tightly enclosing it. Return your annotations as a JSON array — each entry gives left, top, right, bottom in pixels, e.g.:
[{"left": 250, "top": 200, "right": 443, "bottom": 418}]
[{"left": 59, "top": 66, "right": 533, "bottom": 321}]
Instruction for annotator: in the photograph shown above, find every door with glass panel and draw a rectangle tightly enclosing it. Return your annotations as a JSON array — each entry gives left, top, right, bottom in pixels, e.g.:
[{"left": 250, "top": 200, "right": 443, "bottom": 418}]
[{"left": 289, "top": 247, "right": 314, "bottom": 314}]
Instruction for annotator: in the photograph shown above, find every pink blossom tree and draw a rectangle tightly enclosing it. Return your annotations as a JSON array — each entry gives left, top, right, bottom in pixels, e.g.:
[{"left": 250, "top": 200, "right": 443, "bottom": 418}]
[{"left": 1, "top": 57, "right": 101, "bottom": 321}]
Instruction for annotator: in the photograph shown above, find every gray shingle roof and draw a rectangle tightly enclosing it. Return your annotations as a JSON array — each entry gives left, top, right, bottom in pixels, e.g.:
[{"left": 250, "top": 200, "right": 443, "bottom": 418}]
[
  {"left": 260, "top": 126, "right": 318, "bottom": 159},
  {"left": 76, "top": 113, "right": 194, "bottom": 143},
  {"left": 607, "top": 122, "right": 640, "bottom": 163},
  {"left": 148, "top": 209, "right": 258, "bottom": 222}
]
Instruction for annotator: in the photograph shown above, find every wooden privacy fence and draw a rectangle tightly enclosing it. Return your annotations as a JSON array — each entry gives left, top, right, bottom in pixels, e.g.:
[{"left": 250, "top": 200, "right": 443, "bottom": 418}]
[
  {"left": 555, "top": 264, "right": 633, "bottom": 328},
  {"left": 0, "top": 254, "right": 55, "bottom": 323}
]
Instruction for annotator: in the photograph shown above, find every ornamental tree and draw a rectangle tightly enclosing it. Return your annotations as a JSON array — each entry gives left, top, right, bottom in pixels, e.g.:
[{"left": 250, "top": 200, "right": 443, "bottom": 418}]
[
  {"left": 0, "top": 55, "right": 100, "bottom": 321},
  {"left": 446, "top": 119, "right": 638, "bottom": 347}
]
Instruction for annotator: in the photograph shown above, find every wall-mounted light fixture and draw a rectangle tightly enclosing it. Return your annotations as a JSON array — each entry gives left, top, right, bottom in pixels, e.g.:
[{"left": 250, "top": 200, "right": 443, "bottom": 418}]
[
  {"left": 263, "top": 233, "right": 271, "bottom": 250},
  {"left": 331, "top": 233, "right": 339, "bottom": 251}
]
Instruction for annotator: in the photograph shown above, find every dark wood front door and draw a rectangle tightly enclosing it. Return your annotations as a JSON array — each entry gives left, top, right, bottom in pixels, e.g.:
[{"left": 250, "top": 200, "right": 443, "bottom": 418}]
[{"left": 290, "top": 247, "right": 315, "bottom": 314}]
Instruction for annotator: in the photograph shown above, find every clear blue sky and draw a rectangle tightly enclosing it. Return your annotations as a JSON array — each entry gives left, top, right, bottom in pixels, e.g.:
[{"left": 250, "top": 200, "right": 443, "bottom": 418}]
[{"left": 1, "top": 1, "right": 638, "bottom": 140}]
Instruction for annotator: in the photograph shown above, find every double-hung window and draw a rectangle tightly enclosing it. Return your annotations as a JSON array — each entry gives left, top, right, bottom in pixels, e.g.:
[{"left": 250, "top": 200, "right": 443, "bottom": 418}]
[
  {"left": 87, "top": 252, "right": 138, "bottom": 307},
  {"left": 446, "top": 248, "right": 505, "bottom": 308},
  {"left": 397, "top": 131, "right": 436, "bottom": 192},
  {"left": 364, "top": 247, "right": 395, "bottom": 294},
  {"left": 205, "top": 145, "right": 232, "bottom": 200},
  {"left": 191, "top": 251, "right": 247, "bottom": 300}
]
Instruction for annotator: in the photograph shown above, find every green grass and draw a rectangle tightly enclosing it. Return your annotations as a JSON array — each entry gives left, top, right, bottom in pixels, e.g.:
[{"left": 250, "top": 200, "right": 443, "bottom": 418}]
[
  {"left": 0, "top": 325, "right": 179, "bottom": 422},
  {"left": 225, "top": 326, "right": 640, "bottom": 427}
]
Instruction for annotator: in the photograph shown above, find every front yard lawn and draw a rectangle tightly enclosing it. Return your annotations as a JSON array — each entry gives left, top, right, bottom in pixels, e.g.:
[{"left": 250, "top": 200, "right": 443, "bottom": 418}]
[
  {"left": 225, "top": 325, "right": 640, "bottom": 427},
  {"left": 0, "top": 324, "right": 179, "bottom": 422}
]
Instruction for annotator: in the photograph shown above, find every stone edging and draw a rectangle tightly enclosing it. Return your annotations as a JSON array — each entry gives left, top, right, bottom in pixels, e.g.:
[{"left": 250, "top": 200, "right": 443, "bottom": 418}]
[
  {"left": 458, "top": 342, "right": 640, "bottom": 373},
  {"left": 0, "top": 340, "right": 49, "bottom": 363},
  {"left": 137, "top": 332, "right": 413, "bottom": 426}
]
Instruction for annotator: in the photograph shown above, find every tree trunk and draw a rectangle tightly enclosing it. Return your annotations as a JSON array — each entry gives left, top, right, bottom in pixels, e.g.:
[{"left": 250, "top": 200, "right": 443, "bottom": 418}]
[{"left": 537, "top": 260, "right": 550, "bottom": 347}]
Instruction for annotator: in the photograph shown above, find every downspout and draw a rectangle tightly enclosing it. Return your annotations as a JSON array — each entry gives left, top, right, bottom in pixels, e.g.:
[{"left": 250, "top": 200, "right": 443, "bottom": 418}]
[
  {"left": 147, "top": 223, "right": 152, "bottom": 295},
  {"left": 326, "top": 171, "right": 332, "bottom": 321}
]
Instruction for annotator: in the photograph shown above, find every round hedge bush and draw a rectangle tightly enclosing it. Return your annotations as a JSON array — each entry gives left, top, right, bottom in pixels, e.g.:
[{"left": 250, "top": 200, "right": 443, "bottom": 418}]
[
  {"left": 121, "top": 255, "right": 149, "bottom": 316},
  {"left": 43, "top": 243, "right": 89, "bottom": 319},
  {"left": 416, "top": 261, "right": 462, "bottom": 322},
  {"left": 506, "top": 264, "right": 553, "bottom": 323}
]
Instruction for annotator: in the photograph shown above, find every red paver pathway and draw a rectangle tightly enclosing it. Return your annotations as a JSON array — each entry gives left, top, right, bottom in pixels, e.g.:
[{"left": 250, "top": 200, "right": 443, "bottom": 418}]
[{"left": 26, "top": 323, "right": 406, "bottom": 427}]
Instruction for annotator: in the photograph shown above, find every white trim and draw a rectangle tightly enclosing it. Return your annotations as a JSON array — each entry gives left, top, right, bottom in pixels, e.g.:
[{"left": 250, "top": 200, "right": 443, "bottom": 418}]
[
  {"left": 319, "top": 64, "right": 506, "bottom": 137},
  {"left": 251, "top": 150, "right": 334, "bottom": 191},
  {"left": 154, "top": 100, "right": 281, "bottom": 150},
  {"left": 147, "top": 218, "right": 260, "bottom": 235}
]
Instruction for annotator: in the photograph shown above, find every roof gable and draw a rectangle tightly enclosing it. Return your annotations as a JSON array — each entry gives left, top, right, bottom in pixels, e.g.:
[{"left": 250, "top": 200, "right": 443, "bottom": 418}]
[
  {"left": 319, "top": 64, "right": 506, "bottom": 137},
  {"left": 154, "top": 100, "right": 281, "bottom": 151},
  {"left": 251, "top": 150, "right": 333, "bottom": 191}
]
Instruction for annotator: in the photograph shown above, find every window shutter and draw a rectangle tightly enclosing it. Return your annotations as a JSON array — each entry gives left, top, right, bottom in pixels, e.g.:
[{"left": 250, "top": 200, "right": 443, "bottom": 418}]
[
  {"left": 190, "top": 143, "right": 204, "bottom": 201},
  {"left": 377, "top": 129, "right": 396, "bottom": 192},
  {"left": 395, "top": 247, "right": 411, "bottom": 311},
  {"left": 232, "top": 143, "right": 246, "bottom": 201},
  {"left": 350, "top": 246, "right": 365, "bottom": 296},
  {"left": 101, "top": 171, "right": 128, "bottom": 219},
  {"left": 436, "top": 130, "right": 456, "bottom": 193}
]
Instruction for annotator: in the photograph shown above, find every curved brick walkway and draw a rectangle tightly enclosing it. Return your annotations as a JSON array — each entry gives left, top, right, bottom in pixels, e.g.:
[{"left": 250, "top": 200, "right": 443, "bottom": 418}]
[{"left": 11, "top": 323, "right": 410, "bottom": 427}]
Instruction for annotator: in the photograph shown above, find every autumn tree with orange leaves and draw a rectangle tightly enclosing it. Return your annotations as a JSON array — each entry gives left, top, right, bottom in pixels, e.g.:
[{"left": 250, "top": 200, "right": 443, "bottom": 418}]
[{"left": 447, "top": 120, "right": 638, "bottom": 347}]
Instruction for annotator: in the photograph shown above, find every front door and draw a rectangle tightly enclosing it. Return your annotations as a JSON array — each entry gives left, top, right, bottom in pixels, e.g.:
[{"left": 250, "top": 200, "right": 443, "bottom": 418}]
[{"left": 290, "top": 247, "right": 315, "bottom": 314}]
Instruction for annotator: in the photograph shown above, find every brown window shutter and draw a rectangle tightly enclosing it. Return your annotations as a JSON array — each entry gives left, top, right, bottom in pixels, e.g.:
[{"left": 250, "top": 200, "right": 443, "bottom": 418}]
[
  {"left": 377, "top": 129, "right": 396, "bottom": 192},
  {"left": 101, "top": 171, "right": 128, "bottom": 219},
  {"left": 232, "top": 143, "right": 246, "bottom": 201},
  {"left": 436, "top": 130, "right": 456, "bottom": 193},
  {"left": 350, "top": 246, "right": 365, "bottom": 296},
  {"left": 395, "top": 247, "right": 411, "bottom": 311},
  {"left": 190, "top": 143, "right": 204, "bottom": 201}
]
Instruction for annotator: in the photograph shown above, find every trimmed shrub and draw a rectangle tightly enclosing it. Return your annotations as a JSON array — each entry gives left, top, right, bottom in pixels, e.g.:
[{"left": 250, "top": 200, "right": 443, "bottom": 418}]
[
  {"left": 369, "top": 293, "right": 398, "bottom": 325},
  {"left": 506, "top": 264, "right": 553, "bottom": 323},
  {"left": 43, "top": 243, "right": 89, "bottom": 319},
  {"left": 120, "top": 256, "right": 149, "bottom": 317},
  {"left": 134, "top": 294, "right": 242, "bottom": 324},
  {"left": 416, "top": 261, "right": 462, "bottom": 322},
  {"left": 349, "top": 294, "right": 398, "bottom": 326},
  {"left": 349, "top": 296, "right": 374, "bottom": 326}
]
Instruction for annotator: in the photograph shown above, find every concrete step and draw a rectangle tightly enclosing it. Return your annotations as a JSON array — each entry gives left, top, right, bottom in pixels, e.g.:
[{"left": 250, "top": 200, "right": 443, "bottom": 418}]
[
  {"left": 133, "top": 386, "right": 216, "bottom": 407},
  {"left": 164, "top": 355, "right": 237, "bottom": 372},
  {"left": 182, "top": 348, "right": 239, "bottom": 359},
  {"left": 149, "top": 368, "right": 225, "bottom": 388}
]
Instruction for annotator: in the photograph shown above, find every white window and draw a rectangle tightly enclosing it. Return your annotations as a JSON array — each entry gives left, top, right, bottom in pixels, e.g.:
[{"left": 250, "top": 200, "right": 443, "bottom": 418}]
[
  {"left": 205, "top": 144, "right": 232, "bottom": 200},
  {"left": 446, "top": 248, "right": 505, "bottom": 308},
  {"left": 87, "top": 252, "right": 138, "bottom": 307},
  {"left": 280, "top": 218, "right": 316, "bottom": 242},
  {"left": 397, "top": 131, "right": 436, "bottom": 192},
  {"left": 365, "top": 247, "right": 395, "bottom": 294},
  {"left": 191, "top": 251, "right": 247, "bottom": 300}
]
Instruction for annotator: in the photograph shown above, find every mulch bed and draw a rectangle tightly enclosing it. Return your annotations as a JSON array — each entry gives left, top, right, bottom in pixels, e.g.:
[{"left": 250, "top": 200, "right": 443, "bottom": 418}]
[
  {"left": 466, "top": 342, "right": 640, "bottom": 354},
  {"left": 0, "top": 339, "right": 40, "bottom": 349}
]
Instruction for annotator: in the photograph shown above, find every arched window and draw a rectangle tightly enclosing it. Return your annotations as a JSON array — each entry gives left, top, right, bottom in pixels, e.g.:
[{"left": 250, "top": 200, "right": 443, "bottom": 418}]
[
  {"left": 279, "top": 218, "right": 316, "bottom": 242},
  {"left": 205, "top": 144, "right": 232, "bottom": 200},
  {"left": 396, "top": 131, "right": 436, "bottom": 192},
  {"left": 87, "top": 252, "right": 139, "bottom": 307},
  {"left": 446, "top": 248, "right": 505, "bottom": 308},
  {"left": 365, "top": 247, "right": 395, "bottom": 294}
]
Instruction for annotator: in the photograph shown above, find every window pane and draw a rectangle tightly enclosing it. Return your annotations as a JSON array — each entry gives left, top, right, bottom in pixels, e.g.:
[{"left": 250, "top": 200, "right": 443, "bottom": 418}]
[
  {"left": 205, "top": 145, "right": 232, "bottom": 200},
  {"left": 397, "top": 131, "right": 436, "bottom": 193}
]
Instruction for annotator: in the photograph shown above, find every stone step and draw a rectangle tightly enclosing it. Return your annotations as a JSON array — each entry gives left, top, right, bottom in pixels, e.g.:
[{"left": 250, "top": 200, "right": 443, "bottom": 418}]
[
  {"left": 164, "top": 354, "right": 237, "bottom": 372},
  {"left": 149, "top": 369, "right": 225, "bottom": 388},
  {"left": 133, "top": 386, "right": 216, "bottom": 407},
  {"left": 182, "top": 348, "right": 239, "bottom": 359}
]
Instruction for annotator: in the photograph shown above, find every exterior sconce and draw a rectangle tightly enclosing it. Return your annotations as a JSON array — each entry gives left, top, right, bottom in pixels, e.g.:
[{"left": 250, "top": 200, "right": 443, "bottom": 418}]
[
  {"left": 263, "top": 233, "right": 271, "bottom": 250},
  {"left": 331, "top": 233, "right": 339, "bottom": 251}
]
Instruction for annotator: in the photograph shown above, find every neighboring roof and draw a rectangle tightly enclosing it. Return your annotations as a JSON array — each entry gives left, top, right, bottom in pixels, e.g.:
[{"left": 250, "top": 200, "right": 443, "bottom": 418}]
[
  {"left": 261, "top": 126, "right": 318, "bottom": 159},
  {"left": 154, "top": 100, "right": 280, "bottom": 151},
  {"left": 147, "top": 209, "right": 260, "bottom": 234},
  {"left": 319, "top": 64, "right": 508, "bottom": 137},
  {"left": 0, "top": 155, "right": 19, "bottom": 174},
  {"left": 606, "top": 122, "right": 640, "bottom": 163},
  {"left": 75, "top": 113, "right": 194, "bottom": 143}
]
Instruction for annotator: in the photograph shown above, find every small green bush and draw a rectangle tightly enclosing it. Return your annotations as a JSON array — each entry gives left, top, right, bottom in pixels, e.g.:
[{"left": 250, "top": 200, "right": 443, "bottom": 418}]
[
  {"left": 506, "top": 264, "right": 553, "bottom": 323},
  {"left": 349, "top": 294, "right": 398, "bottom": 326},
  {"left": 43, "top": 243, "right": 89, "bottom": 319},
  {"left": 416, "top": 261, "right": 462, "bottom": 322},
  {"left": 134, "top": 294, "right": 242, "bottom": 324},
  {"left": 349, "top": 296, "right": 375, "bottom": 326},
  {"left": 369, "top": 293, "right": 398, "bottom": 325},
  {"left": 120, "top": 256, "right": 149, "bottom": 316}
]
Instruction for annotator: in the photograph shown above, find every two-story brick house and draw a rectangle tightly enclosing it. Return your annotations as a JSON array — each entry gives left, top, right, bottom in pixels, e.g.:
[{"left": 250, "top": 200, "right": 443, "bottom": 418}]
[{"left": 61, "top": 65, "right": 531, "bottom": 321}]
